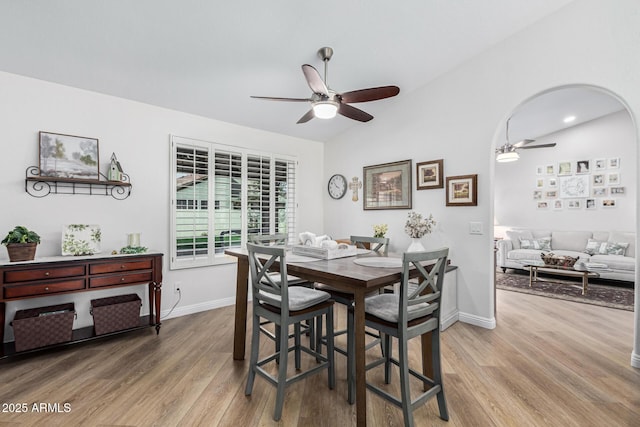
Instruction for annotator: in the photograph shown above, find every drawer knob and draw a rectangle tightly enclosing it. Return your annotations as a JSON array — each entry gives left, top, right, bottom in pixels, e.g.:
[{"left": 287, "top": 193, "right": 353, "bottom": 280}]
[
  {"left": 45, "top": 287, "right": 49, "bottom": 291},
  {"left": 121, "top": 277, "right": 126, "bottom": 282},
  {"left": 120, "top": 265, "right": 126, "bottom": 269},
  {"left": 45, "top": 272, "right": 50, "bottom": 276}
]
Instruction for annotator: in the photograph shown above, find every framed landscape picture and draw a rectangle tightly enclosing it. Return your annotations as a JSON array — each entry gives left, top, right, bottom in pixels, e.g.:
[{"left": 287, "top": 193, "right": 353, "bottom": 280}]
[
  {"left": 39, "top": 131, "right": 99, "bottom": 180},
  {"left": 446, "top": 174, "right": 477, "bottom": 206},
  {"left": 363, "top": 159, "right": 412, "bottom": 210},
  {"left": 416, "top": 159, "right": 443, "bottom": 190}
]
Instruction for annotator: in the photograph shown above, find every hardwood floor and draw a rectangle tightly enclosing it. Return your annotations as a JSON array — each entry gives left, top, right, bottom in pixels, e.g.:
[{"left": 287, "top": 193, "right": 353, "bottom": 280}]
[{"left": 0, "top": 289, "right": 637, "bottom": 426}]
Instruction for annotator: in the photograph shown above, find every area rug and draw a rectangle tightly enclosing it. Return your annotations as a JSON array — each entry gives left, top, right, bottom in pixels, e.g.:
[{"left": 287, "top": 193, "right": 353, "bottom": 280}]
[{"left": 496, "top": 270, "right": 634, "bottom": 311}]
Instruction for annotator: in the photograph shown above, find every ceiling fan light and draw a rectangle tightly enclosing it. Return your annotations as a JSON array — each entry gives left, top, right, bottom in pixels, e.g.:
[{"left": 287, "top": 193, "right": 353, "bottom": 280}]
[
  {"left": 313, "top": 101, "right": 338, "bottom": 119},
  {"left": 496, "top": 150, "right": 520, "bottom": 162}
]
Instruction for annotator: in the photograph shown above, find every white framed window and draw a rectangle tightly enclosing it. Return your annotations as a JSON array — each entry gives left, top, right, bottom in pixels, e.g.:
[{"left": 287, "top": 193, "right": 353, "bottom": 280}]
[{"left": 170, "top": 135, "right": 297, "bottom": 269}]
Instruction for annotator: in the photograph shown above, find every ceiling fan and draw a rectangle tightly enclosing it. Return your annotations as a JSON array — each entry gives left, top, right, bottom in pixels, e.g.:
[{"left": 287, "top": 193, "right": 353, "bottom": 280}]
[
  {"left": 495, "top": 117, "right": 557, "bottom": 162},
  {"left": 251, "top": 47, "right": 400, "bottom": 123}
]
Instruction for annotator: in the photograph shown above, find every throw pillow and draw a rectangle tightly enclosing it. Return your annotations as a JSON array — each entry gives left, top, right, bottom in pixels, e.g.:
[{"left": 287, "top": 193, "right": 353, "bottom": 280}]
[
  {"left": 585, "top": 239, "right": 629, "bottom": 255},
  {"left": 602, "top": 242, "right": 629, "bottom": 256},
  {"left": 506, "top": 230, "right": 533, "bottom": 250},
  {"left": 519, "top": 237, "right": 551, "bottom": 251},
  {"left": 584, "top": 239, "right": 607, "bottom": 255}
]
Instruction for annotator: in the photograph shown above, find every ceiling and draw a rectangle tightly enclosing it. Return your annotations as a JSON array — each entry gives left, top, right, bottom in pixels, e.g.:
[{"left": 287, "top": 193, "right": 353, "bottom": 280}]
[{"left": 0, "top": 0, "right": 601, "bottom": 143}]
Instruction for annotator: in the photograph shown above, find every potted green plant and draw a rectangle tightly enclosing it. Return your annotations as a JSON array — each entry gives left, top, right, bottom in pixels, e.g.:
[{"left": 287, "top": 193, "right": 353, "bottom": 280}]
[{"left": 2, "top": 226, "right": 41, "bottom": 262}]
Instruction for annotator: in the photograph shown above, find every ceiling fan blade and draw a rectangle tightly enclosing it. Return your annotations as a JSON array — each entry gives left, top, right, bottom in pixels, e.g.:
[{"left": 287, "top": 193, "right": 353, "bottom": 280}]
[
  {"left": 250, "top": 96, "right": 310, "bottom": 102},
  {"left": 519, "top": 143, "right": 557, "bottom": 150},
  {"left": 296, "top": 109, "right": 315, "bottom": 124},
  {"left": 340, "top": 86, "right": 400, "bottom": 103},
  {"left": 512, "top": 139, "right": 536, "bottom": 148},
  {"left": 338, "top": 103, "right": 373, "bottom": 122},
  {"left": 302, "top": 64, "right": 328, "bottom": 96}
]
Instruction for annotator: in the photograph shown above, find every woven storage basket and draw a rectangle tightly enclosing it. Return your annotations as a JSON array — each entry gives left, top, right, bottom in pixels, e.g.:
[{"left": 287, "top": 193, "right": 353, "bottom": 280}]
[
  {"left": 11, "top": 303, "right": 75, "bottom": 352},
  {"left": 91, "top": 294, "right": 141, "bottom": 335}
]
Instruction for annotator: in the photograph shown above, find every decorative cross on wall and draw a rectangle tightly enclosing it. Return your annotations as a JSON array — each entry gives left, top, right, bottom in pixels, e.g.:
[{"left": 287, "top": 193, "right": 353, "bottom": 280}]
[{"left": 349, "top": 177, "right": 362, "bottom": 202}]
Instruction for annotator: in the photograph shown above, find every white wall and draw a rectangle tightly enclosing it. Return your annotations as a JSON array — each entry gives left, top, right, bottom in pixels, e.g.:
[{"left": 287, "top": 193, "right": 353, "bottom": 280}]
[
  {"left": 0, "top": 71, "right": 324, "bottom": 340},
  {"left": 324, "top": 0, "right": 640, "bottom": 365},
  {"left": 495, "top": 110, "right": 636, "bottom": 234}
]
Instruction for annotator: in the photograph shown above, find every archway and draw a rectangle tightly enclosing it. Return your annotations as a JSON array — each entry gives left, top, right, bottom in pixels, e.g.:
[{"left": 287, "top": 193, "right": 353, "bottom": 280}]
[{"left": 491, "top": 84, "right": 638, "bottom": 367}]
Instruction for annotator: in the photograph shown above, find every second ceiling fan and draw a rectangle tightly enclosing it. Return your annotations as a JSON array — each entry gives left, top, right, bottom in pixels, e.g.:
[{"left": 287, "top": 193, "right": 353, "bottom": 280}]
[
  {"left": 495, "top": 117, "right": 557, "bottom": 162},
  {"left": 251, "top": 47, "right": 400, "bottom": 123}
]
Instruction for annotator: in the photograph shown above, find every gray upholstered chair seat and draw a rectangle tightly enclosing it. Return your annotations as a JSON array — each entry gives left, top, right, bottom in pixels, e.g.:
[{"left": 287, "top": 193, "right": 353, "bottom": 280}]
[
  {"left": 365, "top": 294, "right": 431, "bottom": 323},
  {"left": 261, "top": 287, "right": 331, "bottom": 311},
  {"left": 263, "top": 272, "right": 310, "bottom": 286}
]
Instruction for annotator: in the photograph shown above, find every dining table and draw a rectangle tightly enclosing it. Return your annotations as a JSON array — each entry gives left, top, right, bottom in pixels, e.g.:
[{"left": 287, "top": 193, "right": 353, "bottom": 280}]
[{"left": 225, "top": 247, "right": 437, "bottom": 427}]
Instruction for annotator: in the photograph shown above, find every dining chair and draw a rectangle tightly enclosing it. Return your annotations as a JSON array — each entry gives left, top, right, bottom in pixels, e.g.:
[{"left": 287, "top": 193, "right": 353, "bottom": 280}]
[
  {"left": 363, "top": 248, "right": 449, "bottom": 427},
  {"left": 316, "top": 235, "right": 389, "bottom": 403},
  {"left": 244, "top": 243, "right": 335, "bottom": 421},
  {"left": 248, "top": 233, "right": 315, "bottom": 348}
]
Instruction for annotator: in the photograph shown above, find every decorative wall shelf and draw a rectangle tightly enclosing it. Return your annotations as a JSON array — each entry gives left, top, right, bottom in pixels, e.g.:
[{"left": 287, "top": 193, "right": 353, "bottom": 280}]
[{"left": 25, "top": 166, "right": 132, "bottom": 200}]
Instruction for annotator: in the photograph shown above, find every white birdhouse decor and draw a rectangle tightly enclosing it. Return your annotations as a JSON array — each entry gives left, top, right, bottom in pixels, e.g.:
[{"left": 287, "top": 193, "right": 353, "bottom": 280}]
[{"left": 108, "top": 152, "right": 124, "bottom": 181}]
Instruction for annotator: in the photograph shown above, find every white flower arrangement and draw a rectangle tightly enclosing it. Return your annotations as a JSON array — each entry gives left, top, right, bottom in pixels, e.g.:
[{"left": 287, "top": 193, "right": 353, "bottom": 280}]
[
  {"left": 404, "top": 212, "right": 435, "bottom": 238},
  {"left": 373, "top": 223, "right": 388, "bottom": 238}
]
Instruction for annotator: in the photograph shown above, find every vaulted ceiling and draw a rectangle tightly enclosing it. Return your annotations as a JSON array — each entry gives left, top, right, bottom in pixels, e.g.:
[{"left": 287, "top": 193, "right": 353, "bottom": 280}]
[{"left": 0, "top": 1, "right": 588, "bottom": 143}]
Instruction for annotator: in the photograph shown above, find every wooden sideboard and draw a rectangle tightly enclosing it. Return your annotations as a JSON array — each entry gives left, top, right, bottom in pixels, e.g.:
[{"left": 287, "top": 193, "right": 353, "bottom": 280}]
[{"left": 0, "top": 252, "right": 163, "bottom": 356}]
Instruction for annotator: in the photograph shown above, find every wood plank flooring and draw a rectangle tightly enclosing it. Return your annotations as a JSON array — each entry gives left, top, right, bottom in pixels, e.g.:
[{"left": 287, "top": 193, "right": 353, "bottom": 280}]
[{"left": 0, "top": 289, "right": 637, "bottom": 426}]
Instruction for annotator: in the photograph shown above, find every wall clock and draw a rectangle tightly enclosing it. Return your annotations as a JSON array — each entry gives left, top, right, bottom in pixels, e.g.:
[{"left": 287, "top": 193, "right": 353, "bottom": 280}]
[{"left": 328, "top": 174, "right": 348, "bottom": 199}]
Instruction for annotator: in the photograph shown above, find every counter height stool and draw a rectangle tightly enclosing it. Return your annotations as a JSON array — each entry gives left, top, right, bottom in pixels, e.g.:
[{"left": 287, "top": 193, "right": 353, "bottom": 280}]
[
  {"left": 364, "top": 248, "right": 449, "bottom": 427},
  {"left": 316, "top": 235, "right": 390, "bottom": 404},
  {"left": 245, "top": 243, "right": 335, "bottom": 421}
]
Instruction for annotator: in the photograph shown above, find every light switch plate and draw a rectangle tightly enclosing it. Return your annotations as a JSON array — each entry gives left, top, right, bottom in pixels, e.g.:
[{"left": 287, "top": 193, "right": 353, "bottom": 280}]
[{"left": 469, "top": 222, "right": 483, "bottom": 235}]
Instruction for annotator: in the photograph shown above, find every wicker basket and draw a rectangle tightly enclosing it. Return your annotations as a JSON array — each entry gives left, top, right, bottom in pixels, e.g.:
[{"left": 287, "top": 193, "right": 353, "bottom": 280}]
[
  {"left": 11, "top": 303, "right": 75, "bottom": 352},
  {"left": 540, "top": 252, "right": 578, "bottom": 268},
  {"left": 91, "top": 294, "right": 141, "bottom": 335}
]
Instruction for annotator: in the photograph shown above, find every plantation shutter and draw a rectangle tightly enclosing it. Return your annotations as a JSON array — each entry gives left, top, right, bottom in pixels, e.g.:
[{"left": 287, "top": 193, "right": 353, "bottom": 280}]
[
  {"left": 275, "top": 158, "right": 297, "bottom": 243},
  {"left": 213, "top": 149, "right": 243, "bottom": 254},
  {"left": 247, "top": 154, "right": 272, "bottom": 236}
]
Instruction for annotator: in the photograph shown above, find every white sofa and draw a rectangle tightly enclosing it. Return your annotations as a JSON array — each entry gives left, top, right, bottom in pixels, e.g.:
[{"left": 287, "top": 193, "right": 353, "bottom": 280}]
[{"left": 496, "top": 229, "right": 636, "bottom": 283}]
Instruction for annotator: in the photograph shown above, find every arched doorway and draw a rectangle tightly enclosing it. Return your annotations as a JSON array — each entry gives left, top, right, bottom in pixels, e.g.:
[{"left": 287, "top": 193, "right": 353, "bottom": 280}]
[{"left": 491, "top": 85, "right": 638, "bottom": 367}]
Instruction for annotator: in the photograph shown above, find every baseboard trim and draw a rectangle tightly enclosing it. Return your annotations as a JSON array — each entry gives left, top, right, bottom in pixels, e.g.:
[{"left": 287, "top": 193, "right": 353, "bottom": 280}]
[
  {"left": 631, "top": 351, "right": 640, "bottom": 369},
  {"left": 161, "top": 297, "right": 236, "bottom": 320},
  {"left": 458, "top": 312, "right": 496, "bottom": 329},
  {"left": 441, "top": 311, "right": 459, "bottom": 331}
]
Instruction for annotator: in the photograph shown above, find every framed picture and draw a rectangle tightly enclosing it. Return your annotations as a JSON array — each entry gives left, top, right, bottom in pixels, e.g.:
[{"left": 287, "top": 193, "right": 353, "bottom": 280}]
[
  {"left": 553, "top": 199, "right": 563, "bottom": 210},
  {"left": 594, "top": 158, "right": 606, "bottom": 170},
  {"left": 567, "top": 199, "right": 582, "bottom": 209},
  {"left": 608, "top": 157, "right": 620, "bottom": 169},
  {"left": 576, "top": 160, "right": 590, "bottom": 174},
  {"left": 545, "top": 164, "right": 555, "bottom": 175},
  {"left": 545, "top": 190, "right": 557, "bottom": 199},
  {"left": 533, "top": 190, "right": 542, "bottom": 200},
  {"left": 602, "top": 199, "right": 616, "bottom": 208},
  {"left": 559, "top": 175, "right": 590, "bottom": 198},
  {"left": 416, "top": 159, "right": 443, "bottom": 190},
  {"left": 363, "top": 159, "right": 412, "bottom": 210},
  {"left": 548, "top": 178, "right": 557, "bottom": 187},
  {"left": 586, "top": 198, "right": 597, "bottom": 210},
  {"left": 593, "top": 187, "right": 608, "bottom": 197},
  {"left": 446, "top": 174, "right": 477, "bottom": 207},
  {"left": 536, "top": 165, "right": 544, "bottom": 175},
  {"left": 39, "top": 131, "right": 99, "bottom": 179},
  {"left": 610, "top": 186, "right": 625, "bottom": 195},
  {"left": 536, "top": 178, "right": 544, "bottom": 188},
  {"left": 592, "top": 174, "right": 605, "bottom": 186},
  {"left": 558, "top": 161, "right": 572, "bottom": 176},
  {"left": 607, "top": 172, "right": 620, "bottom": 185},
  {"left": 537, "top": 201, "right": 548, "bottom": 209}
]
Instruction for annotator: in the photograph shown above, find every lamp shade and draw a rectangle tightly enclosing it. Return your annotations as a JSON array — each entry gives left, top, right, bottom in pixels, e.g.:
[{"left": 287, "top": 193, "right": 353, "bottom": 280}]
[{"left": 312, "top": 101, "right": 338, "bottom": 119}]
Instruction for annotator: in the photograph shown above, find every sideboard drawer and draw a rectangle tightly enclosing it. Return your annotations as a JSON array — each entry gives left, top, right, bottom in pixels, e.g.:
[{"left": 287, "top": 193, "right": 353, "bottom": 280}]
[
  {"left": 4, "top": 266, "right": 86, "bottom": 283},
  {"left": 89, "top": 271, "right": 153, "bottom": 288},
  {"left": 89, "top": 259, "right": 152, "bottom": 274},
  {"left": 4, "top": 279, "right": 86, "bottom": 299}
]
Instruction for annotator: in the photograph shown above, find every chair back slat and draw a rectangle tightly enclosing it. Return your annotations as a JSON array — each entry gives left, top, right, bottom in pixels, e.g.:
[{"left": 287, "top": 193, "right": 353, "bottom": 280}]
[
  {"left": 248, "top": 233, "right": 288, "bottom": 246},
  {"left": 350, "top": 235, "right": 390, "bottom": 255},
  {"left": 247, "top": 243, "right": 288, "bottom": 311},
  {"left": 400, "top": 248, "right": 448, "bottom": 324}
]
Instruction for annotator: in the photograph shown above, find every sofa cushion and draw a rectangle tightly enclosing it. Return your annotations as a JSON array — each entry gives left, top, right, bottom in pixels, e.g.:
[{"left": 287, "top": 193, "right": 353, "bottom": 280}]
[
  {"left": 590, "top": 254, "right": 635, "bottom": 271},
  {"left": 551, "top": 231, "right": 592, "bottom": 252},
  {"left": 506, "top": 249, "right": 548, "bottom": 262},
  {"left": 506, "top": 230, "right": 533, "bottom": 250},
  {"left": 519, "top": 237, "right": 551, "bottom": 251},
  {"left": 608, "top": 232, "right": 635, "bottom": 258}
]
